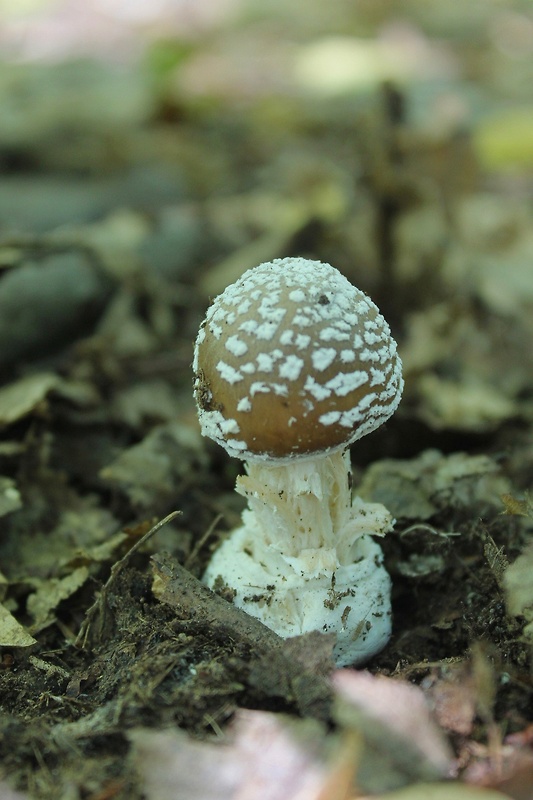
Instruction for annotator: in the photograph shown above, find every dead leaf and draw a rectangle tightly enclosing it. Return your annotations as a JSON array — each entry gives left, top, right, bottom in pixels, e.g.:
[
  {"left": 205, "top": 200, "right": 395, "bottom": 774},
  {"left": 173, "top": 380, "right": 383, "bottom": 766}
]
[
  {"left": 332, "top": 670, "right": 452, "bottom": 793},
  {"left": 501, "top": 493, "right": 533, "bottom": 519},
  {"left": 131, "top": 710, "right": 331, "bottom": 800},
  {"left": 0, "top": 373, "right": 99, "bottom": 428},
  {"left": 464, "top": 741, "right": 533, "bottom": 800},
  {"left": 100, "top": 421, "right": 205, "bottom": 509},
  {"left": 359, "top": 450, "right": 508, "bottom": 522},
  {"left": 0, "top": 373, "right": 58, "bottom": 427},
  {"left": 26, "top": 567, "right": 89, "bottom": 632},
  {"left": 418, "top": 374, "right": 515, "bottom": 432},
  {"left": 0, "top": 783, "right": 31, "bottom": 800},
  {"left": 366, "top": 783, "right": 512, "bottom": 800},
  {"left": 423, "top": 663, "right": 477, "bottom": 736},
  {"left": 0, "top": 603, "right": 36, "bottom": 647},
  {"left": 503, "top": 544, "right": 533, "bottom": 642},
  {"left": 0, "top": 477, "right": 21, "bottom": 518}
]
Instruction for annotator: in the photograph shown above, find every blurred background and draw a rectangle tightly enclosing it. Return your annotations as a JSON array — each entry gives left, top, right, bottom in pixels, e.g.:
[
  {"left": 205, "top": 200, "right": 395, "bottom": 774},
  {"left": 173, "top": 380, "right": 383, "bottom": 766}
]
[{"left": 1, "top": 0, "right": 533, "bottom": 446}]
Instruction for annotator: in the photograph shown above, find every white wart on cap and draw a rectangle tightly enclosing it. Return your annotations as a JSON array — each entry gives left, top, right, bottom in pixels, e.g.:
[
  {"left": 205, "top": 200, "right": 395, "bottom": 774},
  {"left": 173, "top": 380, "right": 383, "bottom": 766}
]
[{"left": 193, "top": 257, "right": 403, "bottom": 461}]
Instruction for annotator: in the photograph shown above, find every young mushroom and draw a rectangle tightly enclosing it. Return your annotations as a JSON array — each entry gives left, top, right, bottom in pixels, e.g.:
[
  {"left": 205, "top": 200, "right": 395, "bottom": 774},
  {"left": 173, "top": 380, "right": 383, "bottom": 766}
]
[{"left": 193, "top": 257, "right": 403, "bottom": 666}]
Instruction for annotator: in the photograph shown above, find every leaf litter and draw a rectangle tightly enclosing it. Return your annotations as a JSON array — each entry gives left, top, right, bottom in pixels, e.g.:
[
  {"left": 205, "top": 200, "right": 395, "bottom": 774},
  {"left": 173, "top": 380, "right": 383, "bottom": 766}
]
[{"left": 1, "top": 3, "right": 533, "bottom": 798}]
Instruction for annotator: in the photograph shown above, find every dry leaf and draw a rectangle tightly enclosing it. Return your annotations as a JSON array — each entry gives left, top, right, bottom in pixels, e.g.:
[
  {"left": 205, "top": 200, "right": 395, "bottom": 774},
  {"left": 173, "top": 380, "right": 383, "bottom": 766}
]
[
  {"left": 332, "top": 670, "right": 452, "bottom": 793},
  {"left": 501, "top": 493, "right": 533, "bottom": 519},
  {"left": 0, "top": 477, "right": 21, "bottom": 518},
  {"left": 424, "top": 664, "right": 477, "bottom": 736},
  {"left": 0, "top": 783, "right": 31, "bottom": 800},
  {"left": 0, "top": 603, "right": 36, "bottom": 647},
  {"left": 100, "top": 421, "right": 205, "bottom": 509},
  {"left": 26, "top": 567, "right": 89, "bottom": 632},
  {"left": 359, "top": 450, "right": 507, "bottom": 522},
  {"left": 503, "top": 545, "right": 533, "bottom": 642},
  {"left": 463, "top": 740, "right": 533, "bottom": 800},
  {"left": 367, "top": 783, "right": 511, "bottom": 800},
  {"left": 132, "top": 710, "right": 331, "bottom": 800},
  {"left": 0, "top": 373, "right": 59, "bottom": 427},
  {"left": 0, "top": 372, "right": 99, "bottom": 428}
]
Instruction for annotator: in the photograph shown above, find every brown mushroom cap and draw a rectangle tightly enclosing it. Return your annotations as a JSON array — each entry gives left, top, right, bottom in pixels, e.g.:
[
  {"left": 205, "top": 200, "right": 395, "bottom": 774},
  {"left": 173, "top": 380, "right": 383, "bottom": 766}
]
[{"left": 193, "top": 258, "right": 403, "bottom": 461}]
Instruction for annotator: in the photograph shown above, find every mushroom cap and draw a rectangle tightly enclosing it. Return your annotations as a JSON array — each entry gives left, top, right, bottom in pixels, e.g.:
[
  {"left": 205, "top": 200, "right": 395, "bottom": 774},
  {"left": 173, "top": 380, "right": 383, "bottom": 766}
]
[{"left": 193, "top": 257, "right": 403, "bottom": 462}]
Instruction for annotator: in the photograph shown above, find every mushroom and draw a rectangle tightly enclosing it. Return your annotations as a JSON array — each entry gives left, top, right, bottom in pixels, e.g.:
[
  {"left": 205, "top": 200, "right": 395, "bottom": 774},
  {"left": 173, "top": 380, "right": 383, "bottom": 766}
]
[{"left": 193, "top": 257, "right": 403, "bottom": 666}]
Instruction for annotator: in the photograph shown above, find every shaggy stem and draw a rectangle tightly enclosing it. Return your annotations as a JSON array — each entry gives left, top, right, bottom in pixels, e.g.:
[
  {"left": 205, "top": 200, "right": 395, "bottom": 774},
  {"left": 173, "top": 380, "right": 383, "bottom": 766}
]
[
  {"left": 205, "top": 449, "right": 394, "bottom": 666},
  {"left": 236, "top": 450, "right": 356, "bottom": 558}
]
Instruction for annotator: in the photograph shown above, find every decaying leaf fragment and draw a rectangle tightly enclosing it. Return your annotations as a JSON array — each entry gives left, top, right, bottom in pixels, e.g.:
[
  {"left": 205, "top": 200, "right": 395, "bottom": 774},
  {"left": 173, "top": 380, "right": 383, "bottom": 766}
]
[
  {"left": 0, "top": 476, "right": 21, "bottom": 518},
  {"left": 332, "top": 670, "right": 452, "bottom": 793},
  {"left": 369, "top": 784, "right": 511, "bottom": 800},
  {"left": 100, "top": 422, "right": 205, "bottom": 509},
  {"left": 503, "top": 544, "right": 533, "bottom": 642},
  {"left": 0, "top": 372, "right": 98, "bottom": 427},
  {"left": 417, "top": 373, "right": 516, "bottom": 432},
  {"left": 26, "top": 566, "right": 89, "bottom": 633},
  {"left": 0, "top": 603, "right": 36, "bottom": 647},
  {"left": 0, "top": 373, "right": 59, "bottom": 426},
  {"left": 423, "top": 661, "right": 477, "bottom": 737},
  {"left": 501, "top": 492, "right": 533, "bottom": 518},
  {"left": 131, "top": 710, "right": 333, "bottom": 800},
  {"left": 130, "top": 706, "right": 513, "bottom": 800},
  {"left": 358, "top": 449, "right": 508, "bottom": 522},
  {"left": 0, "top": 782, "right": 30, "bottom": 800}
]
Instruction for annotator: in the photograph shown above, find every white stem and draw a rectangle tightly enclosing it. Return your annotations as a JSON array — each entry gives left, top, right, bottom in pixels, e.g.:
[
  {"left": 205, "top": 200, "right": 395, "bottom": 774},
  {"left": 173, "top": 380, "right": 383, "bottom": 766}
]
[
  {"left": 236, "top": 450, "right": 361, "bottom": 560},
  {"left": 204, "top": 449, "right": 394, "bottom": 666}
]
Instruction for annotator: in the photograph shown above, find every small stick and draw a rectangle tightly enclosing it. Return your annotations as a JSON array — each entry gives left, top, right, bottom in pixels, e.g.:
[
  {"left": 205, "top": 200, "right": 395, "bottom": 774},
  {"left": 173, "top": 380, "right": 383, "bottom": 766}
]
[
  {"left": 75, "top": 511, "right": 181, "bottom": 650},
  {"left": 151, "top": 551, "right": 283, "bottom": 655}
]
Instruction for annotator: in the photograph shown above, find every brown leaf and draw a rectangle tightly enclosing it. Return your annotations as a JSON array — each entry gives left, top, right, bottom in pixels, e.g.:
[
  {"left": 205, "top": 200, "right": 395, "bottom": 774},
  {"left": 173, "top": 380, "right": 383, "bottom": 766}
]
[
  {"left": 131, "top": 710, "right": 331, "bottom": 800},
  {"left": 332, "top": 670, "right": 452, "bottom": 793},
  {"left": 424, "top": 664, "right": 477, "bottom": 736}
]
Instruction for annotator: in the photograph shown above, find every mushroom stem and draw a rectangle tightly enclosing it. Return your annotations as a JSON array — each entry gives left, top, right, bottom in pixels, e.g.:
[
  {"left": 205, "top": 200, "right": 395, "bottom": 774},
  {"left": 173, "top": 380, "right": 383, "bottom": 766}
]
[
  {"left": 204, "top": 450, "right": 394, "bottom": 666},
  {"left": 236, "top": 450, "right": 361, "bottom": 557}
]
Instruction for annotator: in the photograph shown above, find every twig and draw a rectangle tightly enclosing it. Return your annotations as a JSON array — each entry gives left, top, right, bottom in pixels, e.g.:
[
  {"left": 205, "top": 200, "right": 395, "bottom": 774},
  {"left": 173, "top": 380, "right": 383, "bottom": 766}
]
[{"left": 75, "top": 511, "right": 181, "bottom": 650}]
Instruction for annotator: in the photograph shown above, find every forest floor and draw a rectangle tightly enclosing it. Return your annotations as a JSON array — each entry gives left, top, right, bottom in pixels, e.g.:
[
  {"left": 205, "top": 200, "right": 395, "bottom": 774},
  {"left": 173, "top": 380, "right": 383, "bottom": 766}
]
[{"left": 0, "top": 2, "right": 533, "bottom": 798}]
